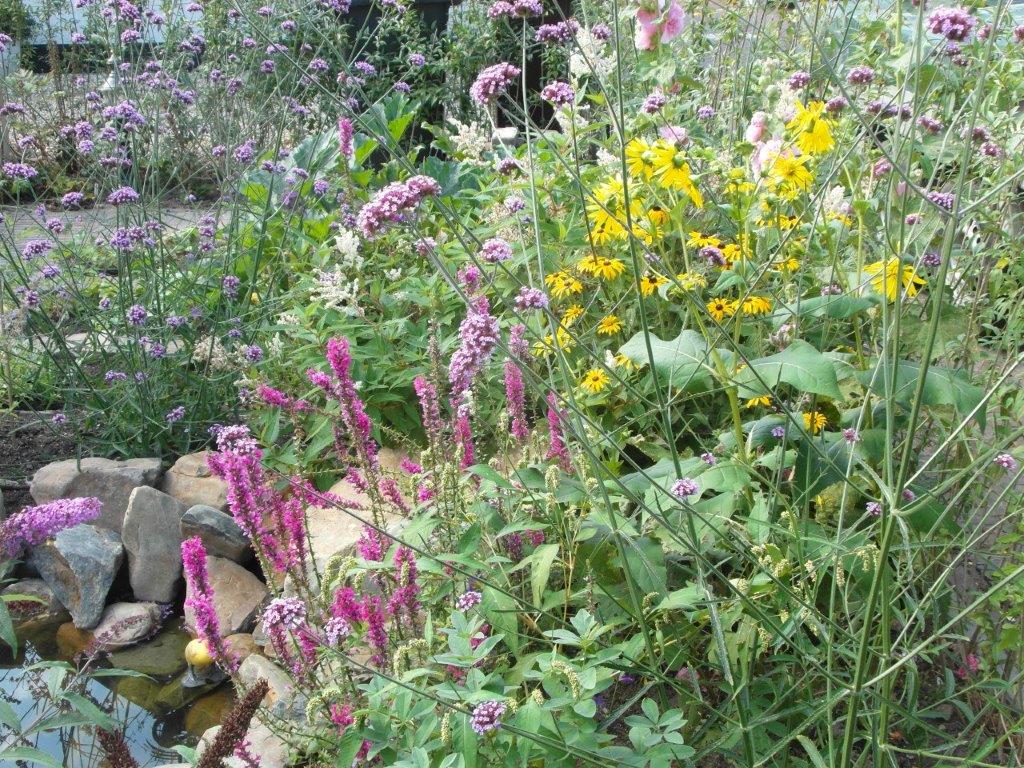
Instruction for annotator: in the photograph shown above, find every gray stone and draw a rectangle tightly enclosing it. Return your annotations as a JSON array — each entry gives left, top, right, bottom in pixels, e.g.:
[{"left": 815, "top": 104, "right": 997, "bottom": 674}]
[
  {"left": 184, "top": 555, "right": 267, "bottom": 635},
  {"left": 30, "top": 457, "right": 163, "bottom": 531},
  {"left": 161, "top": 452, "right": 228, "bottom": 511},
  {"left": 28, "top": 524, "right": 124, "bottom": 629},
  {"left": 122, "top": 486, "right": 188, "bottom": 602},
  {"left": 109, "top": 619, "right": 190, "bottom": 677},
  {"left": 90, "top": 602, "right": 161, "bottom": 652},
  {"left": 0, "top": 578, "right": 69, "bottom": 623},
  {"left": 180, "top": 505, "right": 249, "bottom": 561},
  {"left": 237, "top": 653, "right": 306, "bottom": 719}
]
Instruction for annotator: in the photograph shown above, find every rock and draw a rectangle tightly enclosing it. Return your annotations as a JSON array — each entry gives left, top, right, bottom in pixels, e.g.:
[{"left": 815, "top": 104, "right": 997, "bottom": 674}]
[
  {"left": 199, "top": 721, "right": 287, "bottom": 768},
  {"left": 305, "top": 477, "right": 403, "bottom": 568},
  {"left": 90, "top": 602, "right": 161, "bottom": 652},
  {"left": 161, "top": 452, "right": 228, "bottom": 511},
  {"left": 1, "top": 578, "right": 69, "bottom": 624},
  {"left": 237, "top": 653, "right": 305, "bottom": 719},
  {"left": 109, "top": 619, "right": 191, "bottom": 677},
  {"left": 115, "top": 671, "right": 215, "bottom": 713},
  {"left": 184, "top": 687, "right": 234, "bottom": 736},
  {"left": 184, "top": 556, "right": 267, "bottom": 635},
  {"left": 224, "top": 633, "right": 259, "bottom": 663},
  {"left": 122, "top": 486, "right": 188, "bottom": 602},
  {"left": 55, "top": 621, "right": 95, "bottom": 657},
  {"left": 28, "top": 524, "right": 124, "bottom": 628},
  {"left": 180, "top": 505, "right": 249, "bottom": 561},
  {"left": 30, "top": 457, "right": 163, "bottom": 531}
]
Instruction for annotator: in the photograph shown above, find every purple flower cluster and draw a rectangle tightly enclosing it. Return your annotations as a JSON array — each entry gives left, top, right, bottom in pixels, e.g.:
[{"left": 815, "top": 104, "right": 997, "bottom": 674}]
[
  {"left": 448, "top": 295, "right": 500, "bottom": 397},
  {"left": 994, "top": 453, "right": 1018, "bottom": 471},
  {"left": 514, "top": 286, "right": 548, "bottom": 310},
  {"left": 670, "top": 477, "right": 699, "bottom": 499},
  {"left": 182, "top": 536, "right": 235, "bottom": 669},
  {"left": 541, "top": 80, "right": 575, "bottom": 107},
  {"left": 846, "top": 65, "right": 875, "bottom": 85},
  {"left": 504, "top": 324, "right": 529, "bottom": 442},
  {"left": 126, "top": 304, "right": 148, "bottom": 326},
  {"left": 488, "top": 0, "right": 542, "bottom": 18},
  {"left": 261, "top": 597, "right": 307, "bottom": 632},
  {"left": 642, "top": 92, "right": 667, "bottom": 114},
  {"left": 926, "top": 6, "right": 976, "bottom": 41},
  {"left": 788, "top": 71, "right": 811, "bottom": 90},
  {"left": 456, "top": 590, "right": 483, "bottom": 611},
  {"left": 0, "top": 497, "right": 102, "bottom": 558},
  {"left": 536, "top": 19, "right": 579, "bottom": 44},
  {"left": 3, "top": 162, "right": 38, "bottom": 180},
  {"left": 927, "top": 191, "right": 955, "bottom": 211},
  {"left": 480, "top": 237, "right": 513, "bottom": 264},
  {"left": 356, "top": 175, "right": 440, "bottom": 238},
  {"left": 107, "top": 186, "right": 140, "bottom": 205},
  {"left": 470, "top": 701, "right": 506, "bottom": 734},
  {"left": 470, "top": 63, "right": 520, "bottom": 106}
]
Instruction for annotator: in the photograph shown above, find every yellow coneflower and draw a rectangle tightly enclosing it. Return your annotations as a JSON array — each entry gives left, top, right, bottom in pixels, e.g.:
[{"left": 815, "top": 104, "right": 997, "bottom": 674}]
[
  {"left": 625, "top": 138, "right": 658, "bottom": 180},
  {"left": 561, "top": 304, "right": 584, "bottom": 326},
  {"left": 612, "top": 353, "right": 636, "bottom": 370},
  {"left": 863, "top": 258, "right": 926, "bottom": 302},
  {"left": 639, "top": 273, "right": 668, "bottom": 296},
  {"left": 772, "top": 256, "right": 801, "bottom": 272},
  {"left": 771, "top": 154, "right": 814, "bottom": 191},
  {"left": 803, "top": 411, "right": 828, "bottom": 434},
  {"left": 745, "top": 395, "right": 772, "bottom": 409},
  {"left": 591, "top": 256, "right": 626, "bottom": 281},
  {"left": 596, "top": 315, "right": 622, "bottom": 335},
  {"left": 707, "top": 298, "right": 738, "bottom": 322},
  {"left": 788, "top": 101, "right": 835, "bottom": 156},
  {"left": 545, "top": 270, "right": 584, "bottom": 298},
  {"left": 581, "top": 368, "right": 610, "bottom": 394},
  {"left": 687, "top": 231, "right": 721, "bottom": 248},
  {"left": 741, "top": 295, "right": 772, "bottom": 316},
  {"left": 651, "top": 141, "right": 704, "bottom": 207}
]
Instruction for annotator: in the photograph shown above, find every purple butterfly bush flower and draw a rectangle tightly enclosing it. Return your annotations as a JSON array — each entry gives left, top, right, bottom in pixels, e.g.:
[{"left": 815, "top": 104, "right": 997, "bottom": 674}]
[
  {"left": 166, "top": 406, "right": 186, "bottom": 423},
  {"left": 514, "top": 286, "right": 548, "bottom": 310},
  {"left": 994, "top": 453, "right": 1018, "bottom": 471},
  {"left": 471, "top": 701, "right": 506, "bottom": 735},
  {"left": 535, "top": 19, "right": 579, "bottom": 44},
  {"left": 126, "top": 304, "right": 148, "bottom": 326},
  {"left": 788, "top": 70, "right": 811, "bottom": 90},
  {"left": 448, "top": 295, "right": 500, "bottom": 398},
  {"left": 3, "top": 162, "right": 38, "bottom": 180},
  {"left": 846, "top": 65, "right": 875, "bottom": 85},
  {"left": 480, "top": 237, "right": 514, "bottom": 264},
  {"left": 0, "top": 497, "right": 102, "bottom": 558}
]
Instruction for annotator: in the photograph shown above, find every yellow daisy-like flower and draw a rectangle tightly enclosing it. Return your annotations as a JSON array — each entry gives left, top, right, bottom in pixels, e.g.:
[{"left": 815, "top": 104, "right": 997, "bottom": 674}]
[
  {"left": 741, "top": 295, "right": 772, "bottom": 316},
  {"left": 612, "top": 353, "right": 636, "bottom": 370},
  {"left": 772, "top": 256, "right": 801, "bottom": 272},
  {"left": 597, "top": 314, "right": 622, "bottom": 335},
  {"left": 639, "top": 273, "right": 668, "bottom": 296},
  {"left": 545, "top": 270, "right": 584, "bottom": 298},
  {"left": 651, "top": 141, "right": 704, "bottom": 207},
  {"left": 581, "top": 368, "right": 610, "bottom": 394},
  {"left": 721, "top": 243, "right": 743, "bottom": 268},
  {"left": 625, "top": 138, "right": 658, "bottom": 180},
  {"left": 707, "top": 298, "right": 738, "bottom": 322},
  {"left": 590, "top": 256, "right": 626, "bottom": 281},
  {"left": 561, "top": 304, "right": 584, "bottom": 326},
  {"left": 675, "top": 272, "right": 708, "bottom": 290},
  {"left": 787, "top": 101, "right": 835, "bottom": 156},
  {"left": 771, "top": 154, "right": 814, "bottom": 191},
  {"left": 586, "top": 175, "right": 643, "bottom": 244},
  {"left": 744, "top": 395, "right": 772, "bottom": 409},
  {"left": 863, "top": 258, "right": 926, "bottom": 302},
  {"left": 803, "top": 411, "right": 828, "bottom": 434},
  {"left": 533, "top": 327, "right": 576, "bottom": 357},
  {"left": 687, "top": 231, "right": 721, "bottom": 248}
]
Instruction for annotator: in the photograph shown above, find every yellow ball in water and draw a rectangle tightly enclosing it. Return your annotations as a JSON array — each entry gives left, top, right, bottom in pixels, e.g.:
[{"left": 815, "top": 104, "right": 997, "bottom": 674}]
[{"left": 185, "top": 638, "right": 214, "bottom": 668}]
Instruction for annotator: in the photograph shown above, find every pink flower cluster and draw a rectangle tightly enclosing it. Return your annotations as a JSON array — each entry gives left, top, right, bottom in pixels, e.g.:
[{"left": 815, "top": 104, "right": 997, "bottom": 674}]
[
  {"left": 448, "top": 295, "right": 500, "bottom": 399},
  {"left": 0, "top": 497, "right": 102, "bottom": 558},
  {"left": 504, "top": 324, "right": 529, "bottom": 443},
  {"left": 635, "top": 0, "right": 686, "bottom": 51},
  {"left": 356, "top": 174, "right": 440, "bottom": 238},
  {"left": 470, "top": 63, "right": 521, "bottom": 106},
  {"left": 182, "top": 536, "right": 236, "bottom": 669},
  {"left": 926, "top": 6, "right": 976, "bottom": 41}
]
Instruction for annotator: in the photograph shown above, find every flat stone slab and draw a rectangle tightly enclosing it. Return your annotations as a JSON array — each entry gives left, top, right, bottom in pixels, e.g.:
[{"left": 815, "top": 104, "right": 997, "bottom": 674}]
[
  {"left": 161, "top": 451, "right": 228, "bottom": 511},
  {"left": 30, "top": 457, "right": 163, "bottom": 532},
  {"left": 184, "top": 555, "right": 267, "bottom": 635},
  {"left": 122, "top": 486, "right": 188, "bottom": 602},
  {"left": 90, "top": 602, "right": 161, "bottom": 652},
  {"left": 28, "top": 524, "right": 124, "bottom": 629},
  {"left": 180, "top": 505, "right": 249, "bottom": 562}
]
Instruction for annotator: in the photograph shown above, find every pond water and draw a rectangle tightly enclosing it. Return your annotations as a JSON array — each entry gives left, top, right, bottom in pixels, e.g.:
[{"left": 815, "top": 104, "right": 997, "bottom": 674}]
[{"left": 1, "top": 617, "right": 231, "bottom": 767}]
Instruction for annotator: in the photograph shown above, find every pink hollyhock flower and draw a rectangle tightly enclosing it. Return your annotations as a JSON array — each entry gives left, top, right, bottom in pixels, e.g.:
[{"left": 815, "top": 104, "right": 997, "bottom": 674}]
[
  {"left": 635, "top": 0, "right": 686, "bottom": 51},
  {"left": 744, "top": 112, "right": 768, "bottom": 144}
]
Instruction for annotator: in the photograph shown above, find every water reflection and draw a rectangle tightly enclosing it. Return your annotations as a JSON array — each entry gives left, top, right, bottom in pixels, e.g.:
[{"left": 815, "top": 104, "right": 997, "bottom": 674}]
[{"left": 1, "top": 617, "right": 226, "bottom": 767}]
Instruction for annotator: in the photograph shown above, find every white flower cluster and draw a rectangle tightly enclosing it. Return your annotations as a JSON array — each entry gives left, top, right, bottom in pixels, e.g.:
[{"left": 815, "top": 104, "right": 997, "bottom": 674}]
[
  {"left": 447, "top": 117, "right": 491, "bottom": 165},
  {"left": 194, "top": 335, "right": 234, "bottom": 372},
  {"left": 570, "top": 30, "right": 614, "bottom": 83},
  {"left": 335, "top": 229, "right": 363, "bottom": 268},
  {"left": 310, "top": 266, "right": 361, "bottom": 315}
]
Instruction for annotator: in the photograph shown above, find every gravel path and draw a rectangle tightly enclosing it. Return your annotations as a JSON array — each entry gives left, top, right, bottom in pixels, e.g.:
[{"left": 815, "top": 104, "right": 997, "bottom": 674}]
[{"left": 1, "top": 202, "right": 220, "bottom": 247}]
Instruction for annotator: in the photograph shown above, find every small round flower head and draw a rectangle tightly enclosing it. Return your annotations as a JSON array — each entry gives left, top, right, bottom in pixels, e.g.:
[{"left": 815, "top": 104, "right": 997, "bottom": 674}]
[
  {"left": 866, "top": 501, "right": 882, "bottom": 516},
  {"left": 126, "top": 304, "right": 148, "bottom": 326},
  {"left": 700, "top": 452, "right": 717, "bottom": 466},
  {"left": 514, "top": 286, "right": 549, "bottom": 310},
  {"left": 222, "top": 275, "right": 241, "bottom": 298},
  {"left": 470, "top": 62, "right": 520, "bottom": 106},
  {"left": 1014, "top": 25, "right": 1024, "bottom": 44},
  {"left": 697, "top": 105, "right": 715, "bottom": 119},
  {"left": 642, "top": 92, "right": 667, "bottom": 114},
  {"left": 470, "top": 701, "right": 506, "bottom": 734},
  {"left": 505, "top": 196, "right": 526, "bottom": 213},
  {"left": 842, "top": 428, "right": 860, "bottom": 443},
  {"left": 480, "top": 238, "right": 513, "bottom": 264},
  {"left": 456, "top": 590, "right": 483, "bottom": 611},
  {"left": 496, "top": 157, "right": 521, "bottom": 175},
  {"left": 981, "top": 141, "right": 1002, "bottom": 159},
  {"left": 61, "top": 191, "right": 85, "bottom": 209},
  {"left": 51, "top": 412, "right": 67, "bottom": 425},
  {"left": 922, "top": 252, "right": 941, "bottom": 268},
  {"left": 825, "top": 96, "right": 848, "bottom": 113},
  {"left": 409, "top": 52, "right": 426, "bottom": 66},
  {"left": 902, "top": 488, "right": 917, "bottom": 502},
  {"left": 994, "top": 453, "right": 1018, "bottom": 471},
  {"left": 926, "top": 6, "right": 976, "bottom": 41},
  {"left": 872, "top": 158, "right": 892, "bottom": 178},
  {"left": 771, "top": 425, "right": 786, "bottom": 438},
  {"left": 670, "top": 477, "right": 699, "bottom": 499},
  {"left": 166, "top": 406, "right": 186, "bottom": 423},
  {"left": 927, "top": 191, "right": 955, "bottom": 211},
  {"left": 324, "top": 616, "right": 352, "bottom": 645},
  {"left": 846, "top": 65, "right": 875, "bottom": 85},
  {"left": 262, "top": 597, "right": 307, "bottom": 632},
  {"left": 540, "top": 80, "right": 574, "bottom": 107},
  {"left": 591, "top": 22, "right": 611, "bottom": 40},
  {"left": 788, "top": 70, "right": 811, "bottom": 90}
]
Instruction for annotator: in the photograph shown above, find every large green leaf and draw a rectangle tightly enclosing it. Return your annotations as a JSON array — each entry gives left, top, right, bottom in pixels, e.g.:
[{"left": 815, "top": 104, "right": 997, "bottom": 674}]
[
  {"left": 857, "top": 359, "right": 986, "bottom": 427},
  {"left": 618, "top": 330, "right": 723, "bottom": 392},
  {"left": 735, "top": 340, "right": 843, "bottom": 399}
]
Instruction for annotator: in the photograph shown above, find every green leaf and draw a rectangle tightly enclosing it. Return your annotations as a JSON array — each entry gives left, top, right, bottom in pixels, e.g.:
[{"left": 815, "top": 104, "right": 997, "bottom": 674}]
[
  {"left": 333, "top": 730, "right": 363, "bottom": 768},
  {"left": 482, "top": 586, "right": 520, "bottom": 654},
  {"left": 656, "top": 584, "right": 701, "bottom": 612},
  {"left": 0, "top": 747, "right": 62, "bottom": 767},
  {"left": 736, "top": 340, "right": 842, "bottom": 399},
  {"left": 0, "top": 697, "right": 20, "bottom": 731},
  {"left": 796, "top": 736, "right": 829, "bottom": 768},
  {"left": 619, "top": 330, "right": 722, "bottom": 392},
  {"left": 0, "top": 600, "right": 15, "bottom": 653},
  {"left": 61, "top": 691, "right": 116, "bottom": 729},
  {"left": 531, "top": 544, "right": 560, "bottom": 608},
  {"left": 857, "top": 359, "right": 986, "bottom": 427}
]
